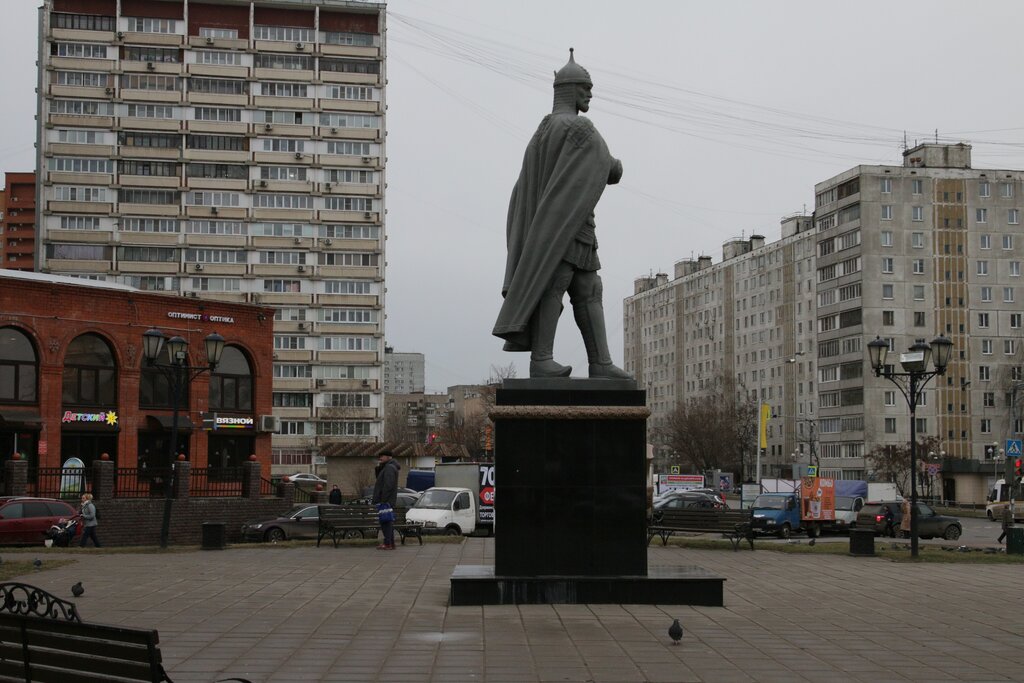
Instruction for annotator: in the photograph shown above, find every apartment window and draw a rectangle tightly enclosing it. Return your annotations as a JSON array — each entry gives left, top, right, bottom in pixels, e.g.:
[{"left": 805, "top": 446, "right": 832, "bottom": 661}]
[
  {"left": 1012, "top": 262, "right": 1022, "bottom": 277},
  {"left": 121, "top": 74, "right": 179, "bottom": 91},
  {"left": 58, "top": 216, "right": 101, "bottom": 230},
  {"left": 189, "top": 77, "right": 244, "bottom": 95},
  {"left": 882, "top": 284, "right": 894, "bottom": 299},
  {"left": 324, "top": 280, "right": 372, "bottom": 295},
  {"left": 912, "top": 285, "right": 925, "bottom": 301},
  {"left": 186, "top": 249, "right": 244, "bottom": 263},
  {"left": 273, "top": 393, "right": 312, "bottom": 408},
  {"left": 1006, "top": 340, "right": 1016, "bottom": 355},
  {"left": 47, "top": 244, "right": 110, "bottom": 260},
  {"left": 981, "top": 286, "right": 992, "bottom": 302},
  {"left": 979, "top": 312, "right": 990, "bottom": 328},
  {"left": 323, "top": 31, "right": 375, "bottom": 47},
  {"left": 52, "top": 42, "right": 108, "bottom": 59},
  {"left": 261, "top": 82, "right": 308, "bottom": 98},
  {"left": 259, "top": 251, "right": 306, "bottom": 265},
  {"left": 194, "top": 50, "right": 242, "bottom": 66},
  {"left": 914, "top": 311, "right": 926, "bottom": 327},
  {"left": 1004, "top": 235, "right": 1014, "bottom": 250},
  {"left": 916, "top": 418, "right": 927, "bottom": 434},
  {"left": 324, "top": 196, "right": 373, "bottom": 212},
  {"left": 120, "top": 131, "right": 180, "bottom": 149},
  {"left": 981, "top": 234, "right": 992, "bottom": 249},
  {"left": 320, "top": 336, "right": 378, "bottom": 351},
  {"left": 124, "top": 46, "right": 178, "bottom": 63},
  {"left": 125, "top": 104, "right": 176, "bottom": 119},
  {"left": 274, "top": 336, "right": 306, "bottom": 350},
  {"left": 121, "top": 218, "right": 178, "bottom": 233},
  {"left": 882, "top": 310, "right": 895, "bottom": 326},
  {"left": 119, "top": 189, "right": 178, "bottom": 205},
  {"left": 912, "top": 206, "right": 924, "bottom": 221},
  {"left": 54, "top": 71, "right": 108, "bottom": 87},
  {"left": 259, "top": 110, "right": 313, "bottom": 125},
  {"left": 980, "top": 418, "right": 992, "bottom": 434},
  {"left": 1002, "top": 183, "right": 1014, "bottom": 198},
  {"left": 984, "top": 392, "right": 996, "bottom": 408},
  {"left": 910, "top": 232, "right": 923, "bottom": 249},
  {"left": 883, "top": 391, "right": 896, "bottom": 407},
  {"left": 978, "top": 260, "right": 989, "bottom": 276},
  {"left": 54, "top": 186, "right": 107, "bottom": 202},
  {"left": 321, "top": 225, "right": 380, "bottom": 239},
  {"left": 128, "top": 17, "right": 177, "bottom": 34},
  {"left": 320, "top": 252, "right": 379, "bottom": 267},
  {"left": 263, "top": 280, "right": 302, "bottom": 293},
  {"left": 881, "top": 205, "right": 893, "bottom": 220},
  {"left": 253, "top": 25, "right": 314, "bottom": 42},
  {"left": 326, "top": 141, "right": 372, "bottom": 156},
  {"left": 1005, "top": 287, "right": 1015, "bottom": 303},
  {"left": 52, "top": 13, "right": 116, "bottom": 31},
  {"left": 117, "top": 246, "right": 177, "bottom": 262},
  {"left": 260, "top": 138, "right": 304, "bottom": 153},
  {"left": 120, "top": 160, "right": 178, "bottom": 177},
  {"left": 881, "top": 257, "right": 894, "bottom": 273},
  {"left": 57, "top": 129, "right": 101, "bottom": 144},
  {"left": 979, "top": 366, "right": 991, "bottom": 381},
  {"left": 326, "top": 85, "right": 374, "bottom": 101},
  {"left": 913, "top": 259, "right": 925, "bottom": 274},
  {"left": 912, "top": 179, "right": 923, "bottom": 195},
  {"left": 50, "top": 99, "right": 114, "bottom": 116},
  {"left": 186, "top": 135, "right": 245, "bottom": 151},
  {"left": 185, "top": 191, "right": 240, "bottom": 207},
  {"left": 316, "top": 422, "right": 371, "bottom": 437},
  {"left": 880, "top": 178, "right": 892, "bottom": 194},
  {"left": 253, "top": 194, "right": 313, "bottom": 209},
  {"left": 326, "top": 169, "right": 375, "bottom": 184},
  {"left": 48, "top": 157, "right": 112, "bottom": 173},
  {"left": 1012, "top": 313, "right": 1023, "bottom": 329},
  {"left": 259, "top": 166, "right": 307, "bottom": 181},
  {"left": 255, "top": 54, "right": 312, "bottom": 70},
  {"left": 193, "top": 107, "right": 242, "bottom": 122},
  {"left": 320, "top": 308, "right": 378, "bottom": 324},
  {"left": 199, "top": 27, "right": 238, "bottom": 39},
  {"left": 884, "top": 417, "right": 897, "bottom": 434},
  {"left": 880, "top": 230, "right": 893, "bottom": 247},
  {"left": 186, "top": 163, "right": 247, "bottom": 180},
  {"left": 251, "top": 222, "right": 311, "bottom": 237},
  {"left": 977, "top": 208, "right": 988, "bottom": 223},
  {"left": 980, "top": 181, "right": 991, "bottom": 198},
  {"left": 1010, "top": 209, "right": 1020, "bottom": 225},
  {"left": 185, "top": 220, "right": 245, "bottom": 235}
]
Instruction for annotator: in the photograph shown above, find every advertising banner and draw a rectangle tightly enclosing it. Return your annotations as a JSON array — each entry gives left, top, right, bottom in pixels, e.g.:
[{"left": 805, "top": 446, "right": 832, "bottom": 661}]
[
  {"left": 800, "top": 476, "right": 835, "bottom": 521},
  {"left": 658, "top": 474, "right": 704, "bottom": 494}
]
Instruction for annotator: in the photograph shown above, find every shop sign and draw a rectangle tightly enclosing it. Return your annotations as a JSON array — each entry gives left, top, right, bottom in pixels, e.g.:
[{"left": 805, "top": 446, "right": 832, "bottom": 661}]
[
  {"left": 62, "top": 411, "right": 118, "bottom": 427},
  {"left": 201, "top": 412, "right": 253, "bottom": 430},
  {"left": 167, "top": 311, "right": 235, "bottom": 324}
]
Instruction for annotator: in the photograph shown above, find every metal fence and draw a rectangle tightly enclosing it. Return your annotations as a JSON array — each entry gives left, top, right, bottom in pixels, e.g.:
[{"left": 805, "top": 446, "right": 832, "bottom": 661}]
[
  {"left": 189, "top": 467, "right": 244, "bottom": 497},
  {"left": 259, "top": 477, "right": 275, "bottom": 497},
  {"left": 27, "top": 467, "right": 87, "bottom": 500},
  {"left": 113, "top": 468, "right": 172, "bottom": 498}
]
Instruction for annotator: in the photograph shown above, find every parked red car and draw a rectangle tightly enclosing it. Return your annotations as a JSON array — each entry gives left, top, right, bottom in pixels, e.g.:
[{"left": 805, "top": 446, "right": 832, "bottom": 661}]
[{"left": 0, "top": 497, "right": 80, "bottom": 545}]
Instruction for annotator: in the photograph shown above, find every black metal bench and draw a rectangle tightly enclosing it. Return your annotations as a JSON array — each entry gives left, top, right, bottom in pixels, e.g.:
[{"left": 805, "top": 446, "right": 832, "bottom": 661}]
[
  {"left": 0, "top": 582, "right": 173, "bottom": 682},
  {"left": 648, "top": 509, "right": 755, "bottom": 551},
  {"left": 316, "top": 505, "right": 423, "bottom": 548}
]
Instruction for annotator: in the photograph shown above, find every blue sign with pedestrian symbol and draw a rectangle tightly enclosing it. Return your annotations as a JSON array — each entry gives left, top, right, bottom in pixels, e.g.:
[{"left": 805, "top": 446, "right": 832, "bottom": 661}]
[{"left": 1007, "top": 439, "right": 1022, "bottom": 457}]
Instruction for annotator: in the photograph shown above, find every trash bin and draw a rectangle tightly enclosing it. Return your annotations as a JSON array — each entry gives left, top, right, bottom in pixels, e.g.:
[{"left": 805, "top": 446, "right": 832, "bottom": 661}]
[
  {"left": 1007, "top": 527, "right": 1024, "bottom": 555},
  {"left": 849, "top": 528, "right": 876, "bottom": 556},
  {"left": 201, "top": 522, "right": 226, "bottom": 550}
]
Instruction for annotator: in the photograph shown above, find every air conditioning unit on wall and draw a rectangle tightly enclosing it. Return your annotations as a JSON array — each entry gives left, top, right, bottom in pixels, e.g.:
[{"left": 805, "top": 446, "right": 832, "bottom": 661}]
[{"left": 258, "top": 415, "right": 282, "bottom": 432}]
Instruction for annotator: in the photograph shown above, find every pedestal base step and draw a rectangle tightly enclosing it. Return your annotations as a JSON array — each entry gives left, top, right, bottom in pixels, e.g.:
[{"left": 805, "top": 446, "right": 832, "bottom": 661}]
[{"left": 449, "top": 565, "right": 724, "bottom": 606}]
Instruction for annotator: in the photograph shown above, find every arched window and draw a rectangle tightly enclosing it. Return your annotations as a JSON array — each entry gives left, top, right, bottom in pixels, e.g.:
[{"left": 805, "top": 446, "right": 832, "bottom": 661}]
[
  {"left": 0, "top": 327, "right": 38, "bottom": 403},
  {"left": 209, "top": 346, "right": 252, "bottom": 411},
  {"left": 62, "top": 333, "right": 117, "bottom": 407},
  {"left": 139, "top": 345, "right": 189, "bottom": 409}
]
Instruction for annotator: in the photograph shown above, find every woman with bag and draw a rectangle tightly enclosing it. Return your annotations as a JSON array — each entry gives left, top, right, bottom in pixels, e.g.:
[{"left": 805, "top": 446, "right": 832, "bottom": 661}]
[{"left": 372, "top": 450, "right": 400, "bottom": 550}]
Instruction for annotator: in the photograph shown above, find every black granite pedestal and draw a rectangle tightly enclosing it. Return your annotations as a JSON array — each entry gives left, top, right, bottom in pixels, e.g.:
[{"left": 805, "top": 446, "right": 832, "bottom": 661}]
[{"left": 448, "top": 378, "right": 725, "bottom": 606}]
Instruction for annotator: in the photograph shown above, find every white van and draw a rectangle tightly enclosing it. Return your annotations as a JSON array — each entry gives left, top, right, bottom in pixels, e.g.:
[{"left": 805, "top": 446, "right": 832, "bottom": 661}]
[{"left": 405, "top": 487, "right": 477, "bottom": 536}]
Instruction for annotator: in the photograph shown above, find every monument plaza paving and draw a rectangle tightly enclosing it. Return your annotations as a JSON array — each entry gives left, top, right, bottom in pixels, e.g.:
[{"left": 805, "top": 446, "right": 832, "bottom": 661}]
[{"left": 20, "top": 539, "right": 1024, "bottom": 682}]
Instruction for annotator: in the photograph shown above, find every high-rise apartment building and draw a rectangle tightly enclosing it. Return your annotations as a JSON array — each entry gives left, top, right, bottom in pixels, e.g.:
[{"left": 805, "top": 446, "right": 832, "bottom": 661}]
[
  {"left": 1, "top": 173, "right": 38, "bottom": 271},
  {"left": 383, "top": 347, "right": 425, "bottom": 394},
  {"left": 36, "top": 0, "right": 386, "bottom": 467},
  {"left": 626, "top": 144, "right": 1024, "bottom": 502}
]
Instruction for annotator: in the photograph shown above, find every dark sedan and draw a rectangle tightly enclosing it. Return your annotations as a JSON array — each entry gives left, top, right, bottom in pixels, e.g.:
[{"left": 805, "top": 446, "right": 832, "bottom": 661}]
[
  {"left": 241, "top": 504, "right": 338, "bottom": 542},
  {"left": 857, "top": 501, "right": 962, "bottom": 540}
]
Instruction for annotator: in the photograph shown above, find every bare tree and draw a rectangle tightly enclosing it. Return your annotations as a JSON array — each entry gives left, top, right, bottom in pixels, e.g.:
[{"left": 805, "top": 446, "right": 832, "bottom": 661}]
[{"left": 865, "top": 435, "right": 944, "bottom": 498}]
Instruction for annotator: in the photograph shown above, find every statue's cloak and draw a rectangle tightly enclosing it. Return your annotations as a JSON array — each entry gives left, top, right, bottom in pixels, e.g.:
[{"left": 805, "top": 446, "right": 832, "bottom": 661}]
[{"left": 492, "top": 113, "right": 614, "bottom": 351}]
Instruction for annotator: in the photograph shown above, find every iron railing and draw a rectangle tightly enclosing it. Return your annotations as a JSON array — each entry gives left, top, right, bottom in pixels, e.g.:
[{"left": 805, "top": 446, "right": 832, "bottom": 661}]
[
  {"left": 189, "top": 467, "right": 244, "bottom": 497},
  {"left": 259, "top": 477, "right": 275, "bottom": 497},
  {"left": 27, "top": 467, "right": 87, "bottom": 500},
  {"left": 113, "top": 468, "right": 172, "bottom": 498}
]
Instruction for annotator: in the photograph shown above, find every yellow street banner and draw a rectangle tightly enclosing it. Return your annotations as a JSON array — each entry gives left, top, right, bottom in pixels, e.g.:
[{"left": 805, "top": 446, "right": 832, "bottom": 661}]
[{"left": 759, "top": 403, "right": 772, "bottom": 450}]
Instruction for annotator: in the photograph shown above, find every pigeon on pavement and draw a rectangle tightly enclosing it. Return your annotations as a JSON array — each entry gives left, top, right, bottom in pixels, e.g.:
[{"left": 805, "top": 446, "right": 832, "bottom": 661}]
[
  {"left": 71, "top": 582, "right": 84, "bottom": 598},
  {"left": 32, "top": 559, "right": 41, "bottom": 570},
  {"left": 668, "top": 618, "right": 683, "bottom": 645}
]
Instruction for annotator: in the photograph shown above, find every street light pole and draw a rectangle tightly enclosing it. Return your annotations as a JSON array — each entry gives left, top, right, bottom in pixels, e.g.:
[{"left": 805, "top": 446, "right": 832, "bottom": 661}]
[
  {"left": 142, "top": 328, "right": 225, "bottom": 549},
  {"left": 868, "top": 335, "right": 954, "bottom": 559}
]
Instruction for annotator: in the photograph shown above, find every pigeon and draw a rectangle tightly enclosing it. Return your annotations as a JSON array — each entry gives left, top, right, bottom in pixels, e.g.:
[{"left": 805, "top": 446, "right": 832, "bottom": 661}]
[
  {"left": 808, "top": 538, "right": 816, "bottom": 547},
  {"left": 71, "top": 582, "right": 84, "bottom": 598},
  {"left": 668, "top": 618, "right": 683, "bottom": 645},
  {"left": 32, "top": 559, "right": 41, "bottom": 570}
]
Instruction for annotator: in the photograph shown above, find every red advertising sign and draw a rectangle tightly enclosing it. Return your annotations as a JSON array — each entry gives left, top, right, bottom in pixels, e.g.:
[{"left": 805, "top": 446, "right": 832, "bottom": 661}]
[{"left": 800, "top": 476, "right": 836, "bottom": 521}]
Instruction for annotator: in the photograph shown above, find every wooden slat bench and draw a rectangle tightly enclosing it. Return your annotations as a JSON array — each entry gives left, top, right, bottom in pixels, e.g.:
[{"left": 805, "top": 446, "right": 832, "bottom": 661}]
[
  {"left": 317, "top": 505, "right": 423, "bottom": 548},
  {"left": 648, "top": 509, "right": 755, "bottom": 551}
]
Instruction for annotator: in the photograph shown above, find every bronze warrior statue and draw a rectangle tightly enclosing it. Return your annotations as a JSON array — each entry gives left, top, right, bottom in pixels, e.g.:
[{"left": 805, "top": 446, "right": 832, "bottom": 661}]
[{"left": 492, "top": 49, "right": 631, "bottom": 380}]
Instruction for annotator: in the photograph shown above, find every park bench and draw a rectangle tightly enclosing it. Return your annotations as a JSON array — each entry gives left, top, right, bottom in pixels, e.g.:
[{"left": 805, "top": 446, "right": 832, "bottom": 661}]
[
  {"left": 316, "top": 504, "right": 423, "bottom": 548},
  {"left": 647, "top": 508, "right": 755, "bottom": 551}
]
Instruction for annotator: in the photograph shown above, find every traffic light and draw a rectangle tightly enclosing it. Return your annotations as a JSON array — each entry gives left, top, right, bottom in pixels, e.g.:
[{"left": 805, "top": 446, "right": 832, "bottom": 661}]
[{"left": 1016, "top": 458, "right": 1023, "bottom": 484}]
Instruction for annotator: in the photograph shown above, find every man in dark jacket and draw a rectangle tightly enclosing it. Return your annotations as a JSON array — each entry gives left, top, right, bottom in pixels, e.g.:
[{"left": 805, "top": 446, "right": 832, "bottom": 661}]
[
  {"left": 328, "top": 485, "right": 342, "bottom": 505},
  {"left": 372, "top": 450, "right": 400, "bottom": 549}
]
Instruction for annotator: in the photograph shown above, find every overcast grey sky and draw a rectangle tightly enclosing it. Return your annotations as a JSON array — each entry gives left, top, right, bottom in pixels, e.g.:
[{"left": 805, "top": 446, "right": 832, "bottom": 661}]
[{"left": 7, "top": 1, "right": 1024, "bottom": 392}]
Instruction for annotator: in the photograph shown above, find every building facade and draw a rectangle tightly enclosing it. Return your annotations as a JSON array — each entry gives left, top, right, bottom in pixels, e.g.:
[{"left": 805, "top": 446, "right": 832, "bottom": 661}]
[
  {"left": 0, "top": 269, "right": 274, "bottom": 475},
  {"left": 36, "top": 0, "right": 386, "bottom": 472},
  {"left": 383, "top": 347, "right": 425, "bottom": 394},
  {"left": 383, "top": 392, "right": 450, "bottom": 444},
  {"left": 625, "top": 144, "right": 1024, "bottom": 502},
  {"left": 2, "top": 173, "right": 37, "bottom": 272}
]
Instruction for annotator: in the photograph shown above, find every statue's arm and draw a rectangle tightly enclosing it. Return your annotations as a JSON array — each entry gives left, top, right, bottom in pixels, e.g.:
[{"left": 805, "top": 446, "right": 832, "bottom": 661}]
[{"left": 608, "top": 158, "right": 623, "bottom": 185}]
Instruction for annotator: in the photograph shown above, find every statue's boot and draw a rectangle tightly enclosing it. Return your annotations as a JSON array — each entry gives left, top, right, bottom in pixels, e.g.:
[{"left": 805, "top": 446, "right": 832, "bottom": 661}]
[
  {"left": 529, "top": 294, "right": 572, "bottom": 378},
  {"left": 574, "top": 298, "right": 631, "bottom": 379}
]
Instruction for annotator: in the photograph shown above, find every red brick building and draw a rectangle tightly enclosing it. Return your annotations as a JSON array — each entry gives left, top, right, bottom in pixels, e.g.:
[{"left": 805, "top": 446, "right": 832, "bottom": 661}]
[
  {"left": 1, "top": 173, "right": 36, "bottom": 272},
  {"left": 0, "top": 270, "right": 274, "bottom": 476}
]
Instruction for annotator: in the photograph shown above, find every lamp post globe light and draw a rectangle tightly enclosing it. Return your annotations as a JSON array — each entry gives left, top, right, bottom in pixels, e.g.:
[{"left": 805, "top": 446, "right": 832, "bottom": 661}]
[
  {"left": 142, "top": 328, "right": 225, "bottom": 548},
  {"left": 867, "top": 334, "right": 953, "bottom": 558}
]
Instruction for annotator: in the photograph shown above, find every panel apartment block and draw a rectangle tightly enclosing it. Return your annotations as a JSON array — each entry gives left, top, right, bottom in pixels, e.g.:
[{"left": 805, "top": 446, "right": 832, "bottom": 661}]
[{"left": 36, "top": 0, "right": 387, "bottom": 467}]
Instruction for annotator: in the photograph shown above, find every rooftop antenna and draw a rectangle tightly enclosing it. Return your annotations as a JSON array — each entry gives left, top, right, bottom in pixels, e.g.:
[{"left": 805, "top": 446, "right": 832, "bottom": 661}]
[
  {"left": 935, "top": 129, "right": 939, "bottom": 144},
  {"left": 902, "top": 131, "right": 907, "bottom": 150}
]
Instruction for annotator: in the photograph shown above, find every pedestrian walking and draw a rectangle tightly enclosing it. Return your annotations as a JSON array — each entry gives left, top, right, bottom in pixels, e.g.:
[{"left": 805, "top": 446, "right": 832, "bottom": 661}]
[
  {"left": 882, "top": 505, "right": 896, "bottom": 538},
  {"left": 900, "top": 499, "right": 912, "bottom": 539},
  {"left": 78, "top": 493, "right": 101, "bottom": 548},
  {"left": 997, "top": 506, "right": 1014, "bottom": 544},
  {"left": 372, "top": 450, "right": 400, "bottom": 550},
  {"left": 328, "top": 484, "right": 342, "bottom": 505}
]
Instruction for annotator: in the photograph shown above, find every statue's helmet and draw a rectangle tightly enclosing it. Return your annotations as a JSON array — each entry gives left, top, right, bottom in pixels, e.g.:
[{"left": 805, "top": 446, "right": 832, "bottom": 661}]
[{"left": 553, "top": 48, "right": 592, "bottom": 88}]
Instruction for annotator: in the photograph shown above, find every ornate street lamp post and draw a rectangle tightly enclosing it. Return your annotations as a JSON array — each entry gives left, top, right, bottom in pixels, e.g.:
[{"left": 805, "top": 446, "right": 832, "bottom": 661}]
[
  {"left": 142, "top": 328, "right": 225, "bottom": 548},
  {"left": 868, "top": 334, "right": 954, "bottom": 558}
]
